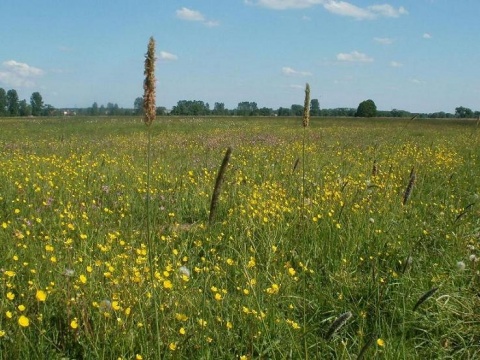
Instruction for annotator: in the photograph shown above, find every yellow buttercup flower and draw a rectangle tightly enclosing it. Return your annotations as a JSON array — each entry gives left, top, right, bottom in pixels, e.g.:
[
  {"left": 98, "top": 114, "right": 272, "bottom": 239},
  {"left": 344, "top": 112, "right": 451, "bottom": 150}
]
[
  {"left": 36, "top": 290, "right": 47, "bottom": 302},
  {"left": 18, "top": 315, "right": 30, "bottom": 327}
]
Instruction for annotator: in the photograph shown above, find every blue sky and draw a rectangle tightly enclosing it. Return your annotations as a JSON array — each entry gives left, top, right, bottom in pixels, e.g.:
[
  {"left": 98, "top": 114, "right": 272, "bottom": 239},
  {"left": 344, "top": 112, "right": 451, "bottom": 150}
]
[{"left": 1, "top": 0, "right": 479, "bottom": 113}]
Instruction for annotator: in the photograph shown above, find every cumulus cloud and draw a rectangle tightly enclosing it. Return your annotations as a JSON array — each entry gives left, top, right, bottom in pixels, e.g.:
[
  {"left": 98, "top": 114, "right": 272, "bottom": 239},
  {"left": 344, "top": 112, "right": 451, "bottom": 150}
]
[
  {"left": 336, "top": 51, "right": 373, "bottom": 62},
  {"left": 282, "top": 66, "right": 312, "bottom": 76},
  {"left": 323, "top": 1, "right": 374, "bottom": 19},
  {"left": 368, "top": 4, "right": 407, "bottom": 17},
  {"left": 176, "top": 7, "right": 205, "bottom": 21},
  {"left": 0, "top": 60, "right": 44, "bottom": 88},
  {"left": 423, "top": 33, "right": 432, "bottom": 39},
  {"left": 246, "top": 0, "right": 408, "bottom": 20},
  {"left": 159, "top": 51, "right": 178, "bottom": 61},
  {"left": 176, "top": 7, "right": 219, "bottom": 27},
  {"left": 245, "top": 0, "right": 323, "bottom": 10},
  {"left": 374, "top": 37, "right": 394, "bottom": 45}
]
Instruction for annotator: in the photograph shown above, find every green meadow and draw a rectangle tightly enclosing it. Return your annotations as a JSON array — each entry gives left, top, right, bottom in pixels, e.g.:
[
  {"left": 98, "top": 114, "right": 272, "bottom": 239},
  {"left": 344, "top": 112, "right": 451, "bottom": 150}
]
[{"left": 0, "top": 116, "right": 479, "bottom": 359}]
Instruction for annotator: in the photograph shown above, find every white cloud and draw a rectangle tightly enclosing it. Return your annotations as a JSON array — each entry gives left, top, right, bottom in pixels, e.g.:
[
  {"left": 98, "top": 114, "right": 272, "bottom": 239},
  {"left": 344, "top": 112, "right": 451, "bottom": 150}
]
[
  {"left": 282, "top": 66, "right": 312, "bottom": 76},
  {"left": 176, "top": 7, "right": 219, "bottom": 27},
  {"left": 176, "top": 7, "right": 205, "bottom": 21},
  {"left": 323, "top": 1, "right": 374, "bottom": 20},
  {"left": 374, "top": 37, "right": 394, "bottom": 45},
  {"left": 245, "top": 0, "right": 323, "bottom": 10},
  {"left": 368, "top": 4, "right": 407, "bottom": 17},
  {"left": 289, "top": 84, "right": 305, "bottom": 89},
  {"left": 0, "top": 60, "right": 44, "bottom": 88},
  {"left": 336, "top": 51, "right": 373, "bottom": 62},
  {"left": 390, "top": 61, "right": 403, "bottom": 67},
  {"left": 423, "top": 33, "right": 432, "bottom": 39},
  {"left": 159, "top": 51, "right": 178, "bottom": 61},
  {"left": 246, "top": 0, "right": 408, "bottom": 20}
]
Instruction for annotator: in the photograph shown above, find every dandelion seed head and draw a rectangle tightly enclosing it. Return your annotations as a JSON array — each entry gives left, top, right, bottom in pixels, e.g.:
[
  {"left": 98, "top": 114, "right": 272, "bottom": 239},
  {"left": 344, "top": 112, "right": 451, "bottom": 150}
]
[
  {"left": 179, "top": 266, "right": 190, "bottom": 278},
  {"left": 456, "top": 261, "right": 466, "bottom": 271}
]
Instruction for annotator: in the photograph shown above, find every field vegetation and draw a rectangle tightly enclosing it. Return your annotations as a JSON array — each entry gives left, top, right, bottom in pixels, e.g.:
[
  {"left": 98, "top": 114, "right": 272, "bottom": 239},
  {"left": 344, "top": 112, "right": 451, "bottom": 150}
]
[{"left": 0, "top": 115, "right": 479, "bottom": 359}]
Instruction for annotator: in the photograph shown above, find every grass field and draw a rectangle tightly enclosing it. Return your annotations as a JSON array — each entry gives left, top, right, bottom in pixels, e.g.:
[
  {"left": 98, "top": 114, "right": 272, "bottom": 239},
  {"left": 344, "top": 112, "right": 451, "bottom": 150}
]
[{"left": 0, "top": 116, "right": 479, "bottom": 359}]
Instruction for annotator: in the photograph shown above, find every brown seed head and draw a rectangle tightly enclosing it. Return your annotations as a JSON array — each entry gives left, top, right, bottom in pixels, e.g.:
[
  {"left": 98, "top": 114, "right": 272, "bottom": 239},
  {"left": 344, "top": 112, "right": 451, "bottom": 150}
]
[
  {"left": 143, "top": 36, "right": 156, "bottom": 126},
  {"left": 303, "top": 83, "right": 310, "bottom": 127}
]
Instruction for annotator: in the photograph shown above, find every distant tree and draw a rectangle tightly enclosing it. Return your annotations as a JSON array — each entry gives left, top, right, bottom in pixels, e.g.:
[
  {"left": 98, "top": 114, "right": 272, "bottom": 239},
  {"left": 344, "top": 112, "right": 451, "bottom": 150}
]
[
  {"left": 7, "top": 89, "right": 19, "bottom": 116},
  {"left": 236, "top": 101, "right": 258, "bottom": 116},
  {"left": 19, "top": 99, "right": 32, "bottom": 116},
  {"left": 258, "top": 107, "right": 273, "bottom": 116},
  {"left": 156, "top": 106, "right": 167, "bottom": 115},
  {"left": 310, "top": 99, "right": 320, "bottom": 116},
  {"left": 41, "top": 104, "right": 56, "bottom": 116},
  {"left": 171, "top": 100, "right": 210, "bottom": 115},
  {"left": 90, "top": 102, "right": 99, "bottom": 116},
  {"left": 213, "top": 102, "right": 227, "bottom": 115},
  {"left": 455, "top": 106, "right": 473, "bottom": 118},
  {"left": 30, "top": 92, "right": 43, "bottom": 116},
  {"left": 390, "top": 108, "right": 412, "bottom": 118},
  {"left": 0, "top": 88, "right": 7, "bottom": 116},
  {"left": 277, "top": 107, "right": 291, "bottom": 116},
  {"left": 134, "top": 97, "right": 144, "bottom": 115},
  {"left": 290, "top": 104, "right": 304, "bottom": 116},
  {"left": 355, "top": 99, "right": 377, "bottom": 117},
  {"left": 429, "top": 111, "right": 446, "bottom": 119}
]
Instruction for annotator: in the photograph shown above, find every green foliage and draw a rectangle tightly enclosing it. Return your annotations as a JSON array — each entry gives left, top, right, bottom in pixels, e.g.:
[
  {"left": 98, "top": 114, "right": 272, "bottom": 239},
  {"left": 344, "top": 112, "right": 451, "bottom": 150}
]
[
  {"left": 6, "top": 89, "right": 19, "bottom": 116},
  {"left": 171, "top": 100, "right": 210, "bottom": 115},
  {"left": 455, "top": 106, "right": 474, "bottom": 118},
  {"left": 236, "top": 101, "right": 258, "bottom": 116},
  {"left": 0, "top": 88, "right": 7, "bottom": 116},
  {"left": 310, "top": 98, "right": 320, "bottom": 116},
  {"left": 30, "top": 92, "right": 43, "bottom": 116},
  {"left": 356, "top": 99, "right": 377, "bottom": 117}
]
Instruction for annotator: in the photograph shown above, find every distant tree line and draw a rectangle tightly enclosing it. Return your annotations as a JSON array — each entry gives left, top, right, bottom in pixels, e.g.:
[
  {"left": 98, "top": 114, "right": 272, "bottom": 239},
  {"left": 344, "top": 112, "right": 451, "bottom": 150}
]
[
  {"left": 0, "top": 87, "right": 55, "bottom": 117},
  {"left": 1, "top": 88, "right": 478, "bottom": 119}
]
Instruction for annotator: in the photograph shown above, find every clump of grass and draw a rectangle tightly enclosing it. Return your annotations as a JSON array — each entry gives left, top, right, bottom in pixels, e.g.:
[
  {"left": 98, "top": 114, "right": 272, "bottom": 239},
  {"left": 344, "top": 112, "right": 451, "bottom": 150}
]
[
  {"left": 325, "top": 311, "right": 352, "bottom": 340},
  {"left": 209, "top": 147, "right": 232, "bottom": 224}
]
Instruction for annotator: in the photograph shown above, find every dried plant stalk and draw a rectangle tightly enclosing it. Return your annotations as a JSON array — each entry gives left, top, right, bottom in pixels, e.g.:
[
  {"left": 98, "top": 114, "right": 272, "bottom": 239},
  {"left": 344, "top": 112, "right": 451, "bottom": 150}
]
[
  {"left": 302, "top": 83, "right": 310, "bottom": 127},
  {"left": 325, "top": 311, "right": 352, "bottom": 339},
  {"left": 402, "top": 166, "right": 416, "bottom": 205},
  {"left": 143, "top": 36, "right": 156, "bottom": 126},
  {"left": 413, "top": 287, "right": 438, "bottom": 311},
  {"left": 209, "top": 147, "right": 233, "bottom": 224},
  {"left": 357, "top": 334, "right": 376, "bottom": 360},
  {"left": 371, "top": 159, "right": 378, "bottom": 177}
]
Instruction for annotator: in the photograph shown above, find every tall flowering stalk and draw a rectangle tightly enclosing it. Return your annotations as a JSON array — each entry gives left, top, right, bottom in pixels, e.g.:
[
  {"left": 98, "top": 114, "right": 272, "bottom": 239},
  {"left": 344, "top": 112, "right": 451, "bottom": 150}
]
[
  {"left": 143, "top": 37, "right": 156, "bottom": 127},
  {"left": 301, "top": 83, "right": 310, "bottom": 358},
  {"left": 303, "top": 83, "right": 310, "bottom": 128},
  {"left": 143, "top": 36, "right": 161, "bottom": 356}
]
